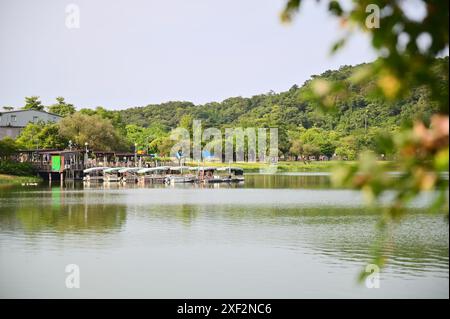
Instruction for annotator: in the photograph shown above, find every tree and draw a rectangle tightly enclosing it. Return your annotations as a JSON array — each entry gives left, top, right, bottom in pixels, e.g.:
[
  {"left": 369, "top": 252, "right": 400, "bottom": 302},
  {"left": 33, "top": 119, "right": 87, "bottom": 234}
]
[
  {"left": 179, "top": 114, "right": 193, "bottom": 132},
  {"left": 80, "top": 106, "right": 127, "bottom": 135},
  {"left": 0, "top": 137, "right": 18, "bottom": 159},
  {"left": 47, "top": 97, "right": 76, "bottom": 117},
  {"left": 22, "top": 96, "right": 44, "bottom": 111},
  {"left": 289, "top": 140, "right": 303, "bottom": 160},
  {"left": 2, "top": 106, "right": 14, "bottom": 111},
  {"left": 58, "top": 112, "right": 129, "bottom": 151},
  {"left": 126, "top": 124, "right": 168, "bottom": 153},
  {"left": 155, "top": 136, "right": 175, "bottom": 157},
  {"left": 294, "top": 127, "right": 338, "bottom": 158},
  {"left": 15, "top": 123, "right": 68, "bottom": 150},
  {"left": 148, "top": 137, "right": 163, "bottom": 154},
  {"left": 302, "top": 144, "right": 320, "bottom": 159},
  {"left": 335, "top": 136, "right": 358, "bottom": 160}
]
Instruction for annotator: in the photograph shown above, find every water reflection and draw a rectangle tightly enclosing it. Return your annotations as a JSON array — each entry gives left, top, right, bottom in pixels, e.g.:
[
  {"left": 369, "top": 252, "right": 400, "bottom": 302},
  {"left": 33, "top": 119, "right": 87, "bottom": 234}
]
[
  {"left": 0, "top": 188, "right": 447, "bottom": 275},
  {"left": 244, "top": 173, "right": 331, "bottom": 188},
  {"left": 0, "top": 186, "right": 126, "bottom": 234},
  {"left": 0, "top": 173, "right": 448, "bottom": 298}
]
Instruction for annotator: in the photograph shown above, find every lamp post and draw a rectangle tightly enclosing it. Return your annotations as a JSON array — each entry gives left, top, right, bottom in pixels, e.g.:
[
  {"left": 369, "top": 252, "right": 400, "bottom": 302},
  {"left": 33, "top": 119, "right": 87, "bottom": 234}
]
[
  {"left": 84, "top": 142, "right": 89, "bottom": 167},
  {"left": 67, "top": 140, "right": 73, "bottom": 169},
  {"left": 134, "top": 143, "right": 138, "bottom": 167}
]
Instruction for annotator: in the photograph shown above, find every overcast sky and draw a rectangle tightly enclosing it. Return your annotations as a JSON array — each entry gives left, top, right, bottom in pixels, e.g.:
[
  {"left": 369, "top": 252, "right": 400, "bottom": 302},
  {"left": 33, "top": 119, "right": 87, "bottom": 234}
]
[{"left": 0, "top": 0, "right": 378, "bottom": 110}]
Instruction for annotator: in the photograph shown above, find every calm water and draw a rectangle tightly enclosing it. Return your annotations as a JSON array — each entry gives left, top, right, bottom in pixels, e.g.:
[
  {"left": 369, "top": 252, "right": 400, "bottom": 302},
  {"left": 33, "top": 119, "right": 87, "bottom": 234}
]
[{"left": 0, "top": 173, "right": 448, "bottom": 298}]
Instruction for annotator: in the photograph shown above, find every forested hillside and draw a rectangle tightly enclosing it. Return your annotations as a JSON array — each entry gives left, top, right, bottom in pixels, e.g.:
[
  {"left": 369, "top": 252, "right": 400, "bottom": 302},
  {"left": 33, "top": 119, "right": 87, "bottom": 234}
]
[
  {"left": 116, "top": 57, "right": 446, "bottom": 158},
  {"left": 120, "top": 59, "right": 447, "bottom": 130}
]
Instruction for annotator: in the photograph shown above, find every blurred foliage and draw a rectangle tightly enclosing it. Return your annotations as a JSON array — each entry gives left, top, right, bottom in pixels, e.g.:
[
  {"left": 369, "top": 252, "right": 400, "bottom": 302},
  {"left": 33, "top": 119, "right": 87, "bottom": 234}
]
[{"left": 282, "top": 0, "right": 449, "bottom": 279}]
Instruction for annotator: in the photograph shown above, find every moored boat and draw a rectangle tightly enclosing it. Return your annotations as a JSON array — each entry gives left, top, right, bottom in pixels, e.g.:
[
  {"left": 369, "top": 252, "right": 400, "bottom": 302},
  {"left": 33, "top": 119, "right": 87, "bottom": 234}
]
[
  {"left": 168, "top": 166, "right": 198, "bottom": 184},
  {"left": 137, "top": 166, "right": 171, "bottom": 184},
  {"left": 215, "top": 167, "right": 245, "bottom": 183},
  {"left": 83, "top": 167, "right": 109, "bottom": 183},
  {"left": 103, "top": 167, "right": 126, "bottom": 183},
  {"left": 190, "top": 166, "right": 244, "bottom": 183},
  {"left": 118, "top": 167, "right": 141, "bottom": 183}
]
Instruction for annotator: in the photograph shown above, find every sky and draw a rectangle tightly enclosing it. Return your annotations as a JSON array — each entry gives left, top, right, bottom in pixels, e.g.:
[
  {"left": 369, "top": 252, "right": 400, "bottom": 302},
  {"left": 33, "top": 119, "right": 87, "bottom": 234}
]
[{"left": 0, "top": 0, "right": 378, "bottom": 110}]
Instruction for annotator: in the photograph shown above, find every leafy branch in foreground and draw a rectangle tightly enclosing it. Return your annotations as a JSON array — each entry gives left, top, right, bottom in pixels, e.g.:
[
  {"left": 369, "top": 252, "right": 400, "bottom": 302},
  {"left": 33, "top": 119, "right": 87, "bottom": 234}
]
[{"left": 282, "top": 0, "right": 449, "bottom": 279}]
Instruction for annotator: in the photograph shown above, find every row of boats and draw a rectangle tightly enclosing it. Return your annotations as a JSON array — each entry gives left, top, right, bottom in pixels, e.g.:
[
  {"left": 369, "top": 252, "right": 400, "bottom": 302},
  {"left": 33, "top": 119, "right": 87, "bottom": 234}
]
[{"left": 82, "top": 166, "right": 245, "bottom": 184}]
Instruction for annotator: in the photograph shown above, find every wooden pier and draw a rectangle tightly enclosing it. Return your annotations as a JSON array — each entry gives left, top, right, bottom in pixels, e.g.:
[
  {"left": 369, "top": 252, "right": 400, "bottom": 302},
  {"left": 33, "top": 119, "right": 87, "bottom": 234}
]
[
  {"left": 17, "top": 149, "right": 148, "bottom": 181},
  {"left": 16, "top": 149, "right": 244, "bottom": 184}
]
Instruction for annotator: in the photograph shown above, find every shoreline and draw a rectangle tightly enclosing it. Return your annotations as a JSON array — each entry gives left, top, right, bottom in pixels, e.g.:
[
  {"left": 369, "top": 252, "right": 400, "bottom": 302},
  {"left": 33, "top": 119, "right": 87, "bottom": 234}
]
[
  {"left": 0, "top": 174, "right": 42, "bottom": 186},
  {"left": 185, "top": 160, "right": 396, "bottom": 173}
]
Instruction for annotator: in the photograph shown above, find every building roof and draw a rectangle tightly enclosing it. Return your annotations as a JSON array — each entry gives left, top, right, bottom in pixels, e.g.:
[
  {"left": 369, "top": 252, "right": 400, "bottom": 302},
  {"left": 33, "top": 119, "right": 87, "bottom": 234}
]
[
  {"left": 115, "top": 152, "right": 137, "bottom": 157},
  {"left": 0, "top": 109, "right": 62, "bottom": 118},
  {"left": 18, "top": 149, "right": 83, "bottom": 155},
  {"left": 18, "top": 148, "right": 60, "bottom": 153}
]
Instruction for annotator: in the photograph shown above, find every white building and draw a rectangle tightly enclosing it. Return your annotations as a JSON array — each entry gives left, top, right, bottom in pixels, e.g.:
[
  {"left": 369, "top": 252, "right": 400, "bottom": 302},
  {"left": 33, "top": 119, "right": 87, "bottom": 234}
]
[{"left": 0, "top": 109, "right": 62, "bottom": 139}]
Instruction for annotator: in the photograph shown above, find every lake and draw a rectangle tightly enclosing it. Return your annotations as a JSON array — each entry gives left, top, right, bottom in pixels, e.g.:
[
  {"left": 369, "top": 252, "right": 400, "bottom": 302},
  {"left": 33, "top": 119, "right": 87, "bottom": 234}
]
[{"left": 0, "top": 173, "right": 448, "bottom": 298}]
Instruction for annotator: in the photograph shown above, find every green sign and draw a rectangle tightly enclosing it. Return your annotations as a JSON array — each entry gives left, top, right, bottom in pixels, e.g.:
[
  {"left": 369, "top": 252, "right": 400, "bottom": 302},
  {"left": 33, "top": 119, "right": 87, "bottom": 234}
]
[{"left": 51, "top": 155, "right": 61, "bottom": 172}]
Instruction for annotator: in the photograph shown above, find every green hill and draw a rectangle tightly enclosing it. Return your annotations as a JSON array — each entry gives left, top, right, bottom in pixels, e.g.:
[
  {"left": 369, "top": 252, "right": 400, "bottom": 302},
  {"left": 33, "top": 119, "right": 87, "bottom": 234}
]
[
  {"left": 116, "top": 57, "right": 447, "bottom": 159},
  {"left": 120, "top": 58, "right": 447, "bottom": 130}
]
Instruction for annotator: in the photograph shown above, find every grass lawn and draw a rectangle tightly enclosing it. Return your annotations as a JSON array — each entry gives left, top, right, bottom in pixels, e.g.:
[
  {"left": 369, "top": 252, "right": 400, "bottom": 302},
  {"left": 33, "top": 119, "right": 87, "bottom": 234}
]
[
  {"left": 0, "top": 174, "right": 42, "bottom": 185},
  {"left": 186, "top": 160, "right": 395, "bottom": 173}
]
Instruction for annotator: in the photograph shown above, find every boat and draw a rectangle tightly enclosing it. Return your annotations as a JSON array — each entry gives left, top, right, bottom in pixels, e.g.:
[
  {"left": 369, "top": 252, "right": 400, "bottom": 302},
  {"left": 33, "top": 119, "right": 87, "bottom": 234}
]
[
  {"left": 215, "top": 167, "right": 245, "bottom": 183},
  {"left": 103, "top": 167, "right": 126, "bottom": 183},
  {"left": 190, "top": 166, "right": 244, "bottom": 183},
  {"left": 83, "top": 167, "right": 109, "bottom": 183},
  {"left": 189, "top": 166, "right": 215, "bottom": 183},
  {"left": 83, "top": 165, "right": 244, "bottom": 185},
  {"left": 137, "top": 166, "right": 171, "bottom": 184},
  {"left": 118, "top": 167, "right": 141, "bottom": 183},
  {"left": 167, "top": 166, "right": 198, "bottom": 184}
]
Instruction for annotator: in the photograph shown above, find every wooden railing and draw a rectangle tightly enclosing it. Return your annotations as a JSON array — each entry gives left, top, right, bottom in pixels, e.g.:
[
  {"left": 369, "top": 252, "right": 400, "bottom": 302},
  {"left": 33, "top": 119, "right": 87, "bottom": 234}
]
[{"left": 30, "top": 161, "right": 174, "bottom": 172}]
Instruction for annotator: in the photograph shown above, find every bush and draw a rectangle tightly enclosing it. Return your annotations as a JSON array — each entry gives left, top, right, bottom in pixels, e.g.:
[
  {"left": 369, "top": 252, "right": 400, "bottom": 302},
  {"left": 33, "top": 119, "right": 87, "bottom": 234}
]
[
  {"left": 0, "top": 137, "right": 18, "bottom": 159},
  {"left": 0, "top": 160, "right": 36, "bottom": 176}
]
